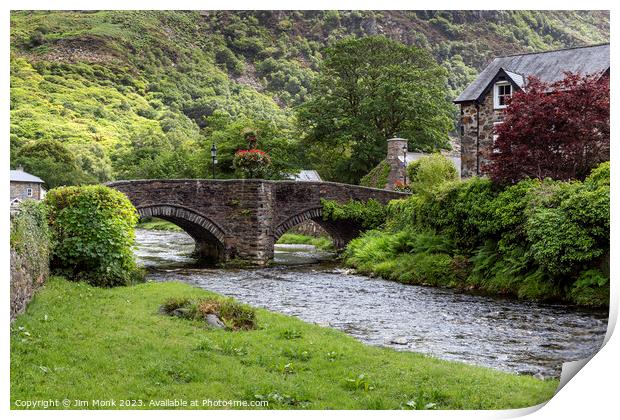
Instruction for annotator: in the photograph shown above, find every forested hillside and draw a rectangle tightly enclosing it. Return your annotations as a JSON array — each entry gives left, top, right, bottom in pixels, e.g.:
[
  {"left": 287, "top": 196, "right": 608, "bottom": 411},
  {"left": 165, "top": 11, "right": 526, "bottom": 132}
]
[{"left": 10, "top": 11, "right": 609, "bottom": 185}]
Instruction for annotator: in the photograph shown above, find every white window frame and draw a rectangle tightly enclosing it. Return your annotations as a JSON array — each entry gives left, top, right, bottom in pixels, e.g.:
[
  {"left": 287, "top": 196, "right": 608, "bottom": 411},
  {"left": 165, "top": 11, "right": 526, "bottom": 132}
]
[
  {"left": 493, "top": 81, "right": 512, "bottom": 110},
  {"left": 26, "top": 187, "right": 33, "bottom": 197}
]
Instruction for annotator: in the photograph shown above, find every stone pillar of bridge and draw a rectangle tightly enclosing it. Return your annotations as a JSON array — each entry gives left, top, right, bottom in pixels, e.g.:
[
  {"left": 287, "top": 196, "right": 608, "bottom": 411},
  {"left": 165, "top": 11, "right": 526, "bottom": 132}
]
[{"left": 226, "top": 181, "right": 276, "bottom": 265}]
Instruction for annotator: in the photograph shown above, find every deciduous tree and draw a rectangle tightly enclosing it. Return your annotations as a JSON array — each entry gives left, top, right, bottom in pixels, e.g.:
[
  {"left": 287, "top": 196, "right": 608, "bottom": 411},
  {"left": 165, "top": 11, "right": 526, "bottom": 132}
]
[
  {"left": 297, "top": 36, "right": 454, "bottom": 184},
  {"left": 487, "top": 73, "right": 609, "bottom": 184}
]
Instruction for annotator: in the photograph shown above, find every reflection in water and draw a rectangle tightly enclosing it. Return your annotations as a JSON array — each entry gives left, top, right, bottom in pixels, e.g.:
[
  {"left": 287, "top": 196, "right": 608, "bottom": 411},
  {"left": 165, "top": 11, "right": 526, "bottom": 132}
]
[{"left": 134, "top": 229, "right": 608, "bottom": 378}]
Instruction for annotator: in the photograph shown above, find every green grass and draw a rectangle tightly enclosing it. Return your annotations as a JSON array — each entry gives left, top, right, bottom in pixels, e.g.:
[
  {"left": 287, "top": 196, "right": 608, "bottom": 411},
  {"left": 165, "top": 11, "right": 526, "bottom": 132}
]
[
  {"left": 137, "top": 217, "right": 182, "bottom": 232},
  {"left": 276, "top": 233, "right": 334, "bottom": 251},
  {"left": 11, "top": 277, "right": 558, "bottom": 409}
]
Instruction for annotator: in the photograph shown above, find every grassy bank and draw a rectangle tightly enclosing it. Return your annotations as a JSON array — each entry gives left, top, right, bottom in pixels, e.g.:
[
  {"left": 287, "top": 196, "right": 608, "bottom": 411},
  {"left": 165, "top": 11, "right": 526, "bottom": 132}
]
[
  {"left": 11, "top": 277, "right": 557, "bottom": 409},
  {"left": 276, "top": 233, "right": 333, "bottom": 251},
  {"left": 137, "top": 217, "right": 182, "bottom": 232}
]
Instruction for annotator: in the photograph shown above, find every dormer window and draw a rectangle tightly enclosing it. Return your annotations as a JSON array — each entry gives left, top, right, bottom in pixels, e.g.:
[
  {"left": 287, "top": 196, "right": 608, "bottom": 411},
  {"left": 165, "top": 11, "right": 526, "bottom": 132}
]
[{"left": 493, "top": 81, "right": 512, "bottom": 109}]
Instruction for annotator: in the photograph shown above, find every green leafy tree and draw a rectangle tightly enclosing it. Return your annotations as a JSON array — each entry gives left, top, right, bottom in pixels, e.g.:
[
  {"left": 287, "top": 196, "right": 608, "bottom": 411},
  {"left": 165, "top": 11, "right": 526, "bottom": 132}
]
[
  {"left": 407, "top": 154, "right": 458, "bottom": 196},
  {"left": 297, "top": 36, "right": 454, "bottom": 184},
  {"left": 12, "top": 139, "right": 96, "bottom": 189},
  {"left": 202, "top": 112, "right": 300, "bottom": 179},
  {"left": 45, "top": 185, "right": 141, "bottom": 287},
  {"left": 112, "top": 128, "right": 201, "bottom": 180}
]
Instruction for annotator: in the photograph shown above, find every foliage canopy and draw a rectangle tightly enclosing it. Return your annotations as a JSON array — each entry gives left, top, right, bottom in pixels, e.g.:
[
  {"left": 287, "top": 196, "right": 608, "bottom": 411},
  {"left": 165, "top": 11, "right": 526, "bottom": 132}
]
[{"left": 298, "top": 36, "right": 454, "bottom": 184}]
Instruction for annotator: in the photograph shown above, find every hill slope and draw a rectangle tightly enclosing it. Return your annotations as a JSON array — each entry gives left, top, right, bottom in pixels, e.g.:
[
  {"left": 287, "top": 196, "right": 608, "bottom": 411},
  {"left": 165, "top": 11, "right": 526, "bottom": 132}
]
[{"left": 10, "top": 10, "right": 609, "bottom": 184}]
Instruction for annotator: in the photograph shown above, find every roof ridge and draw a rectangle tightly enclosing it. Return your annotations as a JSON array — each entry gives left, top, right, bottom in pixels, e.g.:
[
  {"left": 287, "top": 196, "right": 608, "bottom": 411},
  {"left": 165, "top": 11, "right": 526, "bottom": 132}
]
[{"left": 495, "top": 43, "right": 609, "bottom": 59}]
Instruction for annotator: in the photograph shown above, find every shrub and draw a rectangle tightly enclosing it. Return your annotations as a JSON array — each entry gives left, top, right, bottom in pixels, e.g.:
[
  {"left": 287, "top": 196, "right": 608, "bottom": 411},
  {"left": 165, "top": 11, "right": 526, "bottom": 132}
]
[
  {"left": 321, "top": 198, "right": 387, "bottom": 230},
  {"left": 345, "top": 163, "right": 609, "bottom": 306},
  {"left": 525, "top": 165, "right": 609, "bottom": 277},
  {"left": 415, "top": 177, "right": 496, "bottom": 252},
  {"left": 44, "top": 185, "right": 141, "bottom": 287},
  {"left": 568, "top": 269, "right": 609, "bottom": 307},
  {"left": 233, "top": 149, "right": 272, "bottom": 179},
  {"left": 407, "top": 154, "right": 458, "bottom": 196}
]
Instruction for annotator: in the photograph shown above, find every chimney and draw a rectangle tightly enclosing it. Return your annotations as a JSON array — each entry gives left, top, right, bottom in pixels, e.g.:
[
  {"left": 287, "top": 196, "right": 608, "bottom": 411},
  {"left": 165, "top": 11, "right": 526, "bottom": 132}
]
[
  {"left": 385, "top": 138, "right": 408, "bottom": 190},
  {"left": 16, "top": 165, "right": 24, "bottom": 172},
  {"left": 386, "top": 138, "right": 408, "bottom": 162}
]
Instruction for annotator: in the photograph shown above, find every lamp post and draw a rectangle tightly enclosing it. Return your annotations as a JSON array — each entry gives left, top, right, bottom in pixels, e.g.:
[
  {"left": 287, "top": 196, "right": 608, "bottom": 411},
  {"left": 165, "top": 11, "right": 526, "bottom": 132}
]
[
  {"left": 210, "top": 144, "right": 218, "bottom": 179},
  {"left": 402, "top": 144, "right": 408, "bottom": 185}
]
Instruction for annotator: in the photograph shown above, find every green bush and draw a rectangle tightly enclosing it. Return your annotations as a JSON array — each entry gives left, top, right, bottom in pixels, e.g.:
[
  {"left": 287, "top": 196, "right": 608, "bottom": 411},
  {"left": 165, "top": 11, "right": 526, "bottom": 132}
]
[
  {"left": 44, "top": 185, "right": 141, "bottom": 287},
  {"left": 344, "top": 229, "right": 457, "bottom": 287},
  {"left": 344, "top": 163, "right": 610, "bottom": 306},
  {"left": 321, "top": 198, "right": 387, "bottom": 230},
  {"left": 525, "top": 164, "right": 609, "bottom": 277},
  {"left": 480, "top": 178, "right": 541, "bottom": 251},
  {"left": 415, "top": 177, "right": 497, "bottom": 252},
  {"left": 407, "top": 154, "right": 458, "bottom": 196},
  {"left": 568, "top": 269, "right": 609, "bottom": 306}
]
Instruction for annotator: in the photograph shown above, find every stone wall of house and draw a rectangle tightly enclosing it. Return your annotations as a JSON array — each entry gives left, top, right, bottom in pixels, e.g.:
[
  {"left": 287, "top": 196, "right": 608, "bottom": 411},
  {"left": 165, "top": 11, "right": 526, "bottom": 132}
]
[
  {"left": 10, "top": 182, "right": 43, "bottom": 201},
  {"left": 459, "top": 91, "right": 505, "bottom": 177}
]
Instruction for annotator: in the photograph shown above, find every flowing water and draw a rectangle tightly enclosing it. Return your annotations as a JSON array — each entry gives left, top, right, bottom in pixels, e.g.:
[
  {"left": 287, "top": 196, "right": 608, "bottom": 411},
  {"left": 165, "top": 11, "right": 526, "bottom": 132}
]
[{"left": 135, "top": 229, "right": 608, "bottom": 378}]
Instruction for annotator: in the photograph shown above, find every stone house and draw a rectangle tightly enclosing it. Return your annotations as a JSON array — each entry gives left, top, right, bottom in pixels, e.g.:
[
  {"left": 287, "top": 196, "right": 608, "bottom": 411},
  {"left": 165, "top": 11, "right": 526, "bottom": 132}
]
[
  {"left": 10, "top": 167, "right": 46, "bottom": 203},
  {"left": 454, "top": 44, "right": 610, "bottom": 178}
]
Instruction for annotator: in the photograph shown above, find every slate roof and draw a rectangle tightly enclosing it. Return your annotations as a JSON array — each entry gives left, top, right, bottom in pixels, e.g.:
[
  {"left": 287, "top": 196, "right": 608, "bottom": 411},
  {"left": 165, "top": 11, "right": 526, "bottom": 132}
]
[
  {"left": 454, "top": 44, "right": 610, "bottom": 103},
  {"left": 289, "top": 170, "right": 323, "bottom": 182},
  {"left": 10, "top": 170, "right": 45, "bottom": 183}
]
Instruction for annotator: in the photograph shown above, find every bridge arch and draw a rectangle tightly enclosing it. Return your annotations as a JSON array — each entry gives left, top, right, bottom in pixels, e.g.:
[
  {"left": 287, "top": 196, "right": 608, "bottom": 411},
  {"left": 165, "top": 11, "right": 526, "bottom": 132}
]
[
  {"left": 273, "top": 206, "right": 360, "bottom": 249},
  {"left": 137, "top": 204, "right": 227, "bottom": 263}
]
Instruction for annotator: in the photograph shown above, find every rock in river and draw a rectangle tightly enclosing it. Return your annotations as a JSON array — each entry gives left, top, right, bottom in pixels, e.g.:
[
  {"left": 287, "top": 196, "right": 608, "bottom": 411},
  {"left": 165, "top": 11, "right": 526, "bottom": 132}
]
[{"left": 389, "top": 336, "right": 409, "bottom": 345}]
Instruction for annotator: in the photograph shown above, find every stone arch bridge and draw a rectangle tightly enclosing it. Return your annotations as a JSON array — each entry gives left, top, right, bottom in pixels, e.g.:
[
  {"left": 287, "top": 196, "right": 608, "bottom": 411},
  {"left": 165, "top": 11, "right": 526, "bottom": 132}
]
[{"left": 108, "top": 180, "right": 407, "bottom": 265}]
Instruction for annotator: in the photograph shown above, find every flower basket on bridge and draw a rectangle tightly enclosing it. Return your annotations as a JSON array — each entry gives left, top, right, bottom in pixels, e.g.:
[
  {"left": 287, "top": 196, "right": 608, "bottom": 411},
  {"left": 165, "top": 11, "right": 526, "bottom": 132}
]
[{"left": 233, "top": 149, "right": 272, "bottom": 179}]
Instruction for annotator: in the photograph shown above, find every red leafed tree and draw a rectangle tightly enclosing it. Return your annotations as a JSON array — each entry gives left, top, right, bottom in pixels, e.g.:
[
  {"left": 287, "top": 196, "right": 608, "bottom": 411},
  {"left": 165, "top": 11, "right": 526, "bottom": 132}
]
[{"left": 486, "top": 73, "right": 609, "bottom": 184}]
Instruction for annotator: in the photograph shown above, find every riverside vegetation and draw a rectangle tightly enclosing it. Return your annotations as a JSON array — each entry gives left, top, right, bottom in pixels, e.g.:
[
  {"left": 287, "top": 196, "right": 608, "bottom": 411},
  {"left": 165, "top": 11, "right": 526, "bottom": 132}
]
[{"left": 344, "top": 157, "right": 610, "bottom": 307}]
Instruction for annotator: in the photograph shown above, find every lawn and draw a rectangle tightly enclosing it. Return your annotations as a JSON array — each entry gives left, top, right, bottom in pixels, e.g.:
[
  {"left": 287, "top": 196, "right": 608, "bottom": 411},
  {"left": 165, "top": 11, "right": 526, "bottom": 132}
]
[
  {"left": 276, "top": 233, "right": 334, "bottom": 250},
  {"left": 11, "top": 277, "right": 558, "bottom": 410}
]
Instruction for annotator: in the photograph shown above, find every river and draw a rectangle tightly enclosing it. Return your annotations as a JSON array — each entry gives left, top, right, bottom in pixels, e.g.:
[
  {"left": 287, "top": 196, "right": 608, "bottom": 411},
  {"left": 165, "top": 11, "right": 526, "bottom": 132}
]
[{"left": 135, "top": 229, "right": 608, "bottom": 378}]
